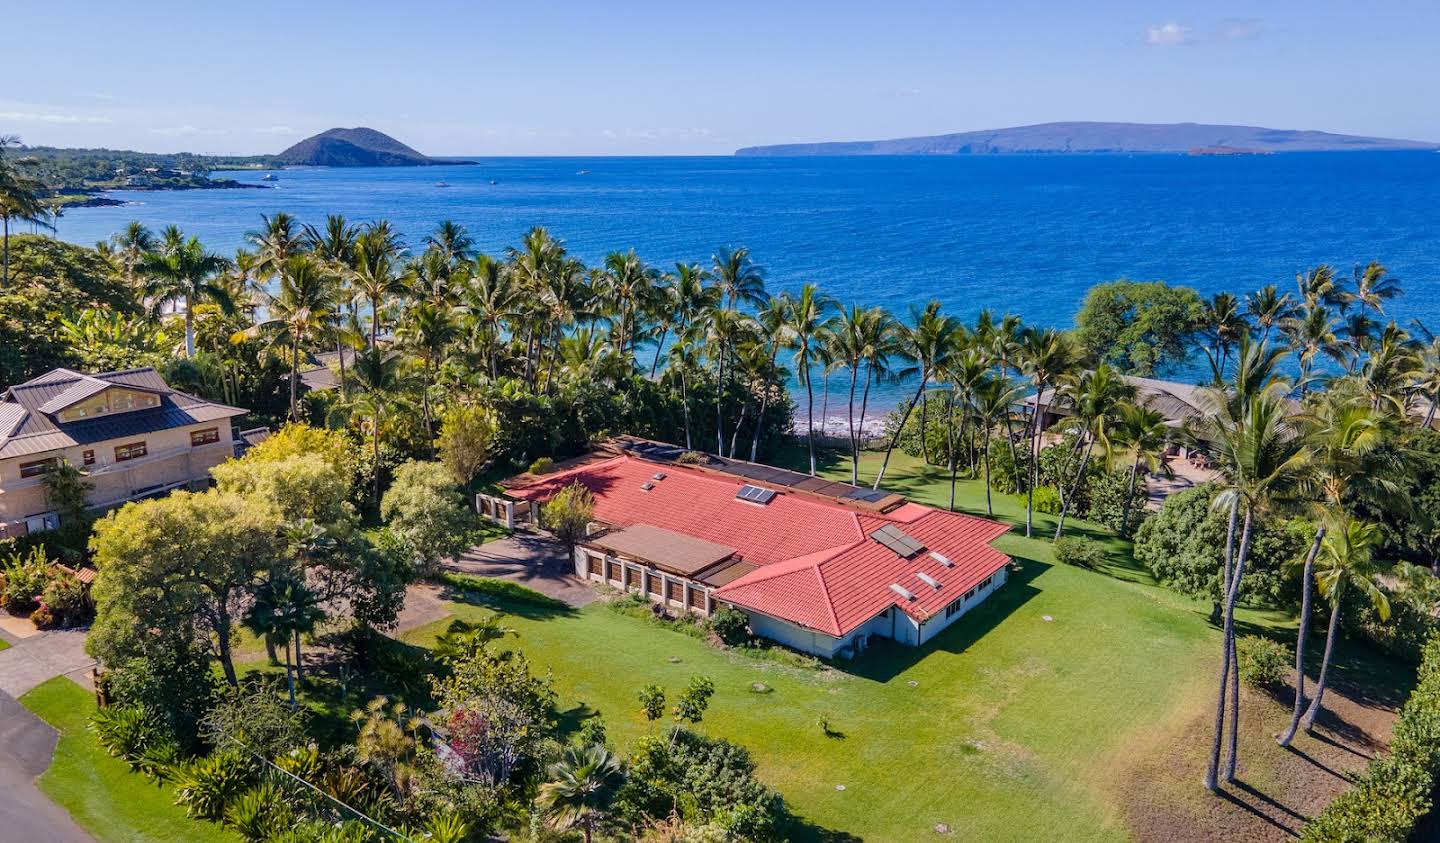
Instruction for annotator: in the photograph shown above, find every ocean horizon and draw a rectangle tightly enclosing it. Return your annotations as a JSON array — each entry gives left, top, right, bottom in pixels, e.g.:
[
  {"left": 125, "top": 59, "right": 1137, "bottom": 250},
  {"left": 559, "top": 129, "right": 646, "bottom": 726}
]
[{"left": 49, "top": 152, "right": 1440, "bottom": 414}]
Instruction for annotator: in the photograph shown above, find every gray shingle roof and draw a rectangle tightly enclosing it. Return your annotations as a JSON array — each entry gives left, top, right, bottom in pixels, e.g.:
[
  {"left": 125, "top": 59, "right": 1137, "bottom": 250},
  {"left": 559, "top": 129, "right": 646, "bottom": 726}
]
[{"left": 0, "top": 367, "right": 246, "bottom": 459}]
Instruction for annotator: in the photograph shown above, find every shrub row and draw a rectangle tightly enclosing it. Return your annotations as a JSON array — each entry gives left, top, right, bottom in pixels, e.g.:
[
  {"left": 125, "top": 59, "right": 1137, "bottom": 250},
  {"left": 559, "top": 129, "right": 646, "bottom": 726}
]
[{"left": 1303, "top": 632, "right": 1440, "bottom": 842}]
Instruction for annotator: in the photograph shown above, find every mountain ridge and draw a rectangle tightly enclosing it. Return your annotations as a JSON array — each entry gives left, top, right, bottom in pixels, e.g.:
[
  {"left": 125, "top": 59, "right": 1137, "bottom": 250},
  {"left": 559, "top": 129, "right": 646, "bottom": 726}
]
[
  {"left": 275, "top": 127, "right": 470, "bottom": 166},
  {"left": 735, "top": 121, "right": 1440, "bottom": 156}
]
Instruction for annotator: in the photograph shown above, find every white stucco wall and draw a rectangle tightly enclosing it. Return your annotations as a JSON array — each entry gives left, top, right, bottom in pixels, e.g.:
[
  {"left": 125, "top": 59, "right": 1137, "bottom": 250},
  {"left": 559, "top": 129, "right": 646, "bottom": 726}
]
[{"left": 916, "top": 565, "right": 1009, "bottom": 645}]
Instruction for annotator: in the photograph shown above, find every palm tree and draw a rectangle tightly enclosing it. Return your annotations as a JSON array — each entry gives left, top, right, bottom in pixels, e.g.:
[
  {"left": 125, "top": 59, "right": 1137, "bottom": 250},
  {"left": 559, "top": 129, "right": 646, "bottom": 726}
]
[
  {"left": 1297, "top": 265, "right": 1349, "bottom": 310},
  {"left": 874, "top": 301, "right": 960, "bottom": 490},
  {"left": 1278, "top": 387, "right": 1406, "bottom": 747},
  {"left": 109, "top": 220, "right": 156, "bottom": 287},
  {"left": 397, "top": 299, "right": 460, "bottom": 446},
  {"left": 246, "top": 212, "right": 304, "bottom": 284},
  {"left": 0, "top": 136, "right": 51, "bottom": 287},
  {"left": 1411, "top": 322, "right": 1440, "bottom": 428},
  {"left": 458, "top": 253, "right": 519, "bottom": 379},
  {"left": 711, "top": 245, "right": 767, "bottom": 314},
  {"left": 426, "top": 219, "right": 475, "bottom": 265},
  {"left": 236, "top": 255, "right": 337, "bottom": 420},
  {"left": 352, "top": 226, "right": 407, "bottom": 349},
  {"left": 939, "top": 348, "right": 989, "bottom": 511},
  {"left": 747, "top": 296, "right": 790, "bottom": 462},
  {"left": 139, "top": 233, "right": 235, "bottom": 357},
  {"left": 1299, "top": 517, "right": 1391, "bottom": 731},
  {"left": 244, "top": 575, "right": 325, "bottom": 710},
  {"left": 781, "top": 283, "right": 837, "bottom": 474},
  {"left": 334, "top": 348, "right": 409, "bottom": 505},
  {"left": 973, "top": 376, "right": 1025, "bottom": 517},
  {"left": 1051, "top": 364, "right": 1136, "bottom": 540},
  {"left": 1245, "top": 284, "right": 1298, "bottom": 344},
  {"left": 596, "top": 249, "right": 657, "bottom": 360},
  {"left": 1360, "top": 327, "right": 1421, "bottom": 415},
  {"left": 1203, "top": 292, "right": 1249, "bottom": 381},
  {"left": 1350, "top": 261, "right": 1401, "bottom": 315},
  {"left": 1016, "top": 327, "right": 1084, "bottom": 536},
  {"left": 1112, "top": 402, "right": 1172, "bottom": 537},
  {"left": 1199, "top": 358, "right": 1311, "bottom": 789},
  {"left": 304, "top": 214, "right": 362, "bottom": 394},
  {"left": 1282, "top": 303, "right": 1344, "bottom": 393},
  {"left": 536, "top": 744, "right": 625, "bottom": 843},
  {"left": 667, "top": 338, "right": 702, "bottom": 449},
  {"left": 698, "top": 305, "right": 750, "bottom": 456}
]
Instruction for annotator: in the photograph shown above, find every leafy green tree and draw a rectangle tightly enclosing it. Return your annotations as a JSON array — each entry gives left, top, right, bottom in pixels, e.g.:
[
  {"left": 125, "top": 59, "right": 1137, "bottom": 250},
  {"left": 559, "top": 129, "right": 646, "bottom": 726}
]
[
  {"left": 236, "top": 254, "right": 337, "bottom": 420},
  {"left": 536, "top": 744, "right": 626, "bottom": 843},
  {"left": 211, "top": 451, "right": 352, "bottom": 525},
  {"left": 42, "top": 460, "right": 93, "bottom": 527},
  {"left": 1074, "top": 280, "right": 1203, "bottom": 376},
  {"left": 638, "top": 684, "right": 666, "bottom": 727},
  {"left": 243, "top": 576, "right": 325, "bottom": 709},
  {"left": 436, "top": 403, "right": 497, "bottom": 487},
  {"left": 671, "top": 675, "right": 715, "bottom": 728},
  {"left": 380, "top": 460, "right": 473, "bottom": 574},
  {"left": 542, "top": 482, "right": 596, "bottom": 563},
  {"left": 89, "top": 490, "right": 284, "bottom": 687},
  {"left": 0, "top": 135, "right": 52, "bottom": 287}
]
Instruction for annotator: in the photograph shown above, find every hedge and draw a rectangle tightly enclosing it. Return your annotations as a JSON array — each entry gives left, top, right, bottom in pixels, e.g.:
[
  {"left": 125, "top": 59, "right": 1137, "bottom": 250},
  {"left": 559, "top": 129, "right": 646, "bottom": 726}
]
[{"left": 1303, "top": 632, "right": 1440, "bottom": 841}]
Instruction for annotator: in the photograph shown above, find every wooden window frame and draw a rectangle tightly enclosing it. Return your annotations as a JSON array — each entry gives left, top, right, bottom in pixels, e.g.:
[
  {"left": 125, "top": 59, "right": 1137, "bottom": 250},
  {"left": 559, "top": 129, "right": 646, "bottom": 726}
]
[
  {"left": 82, "top": 449, "right": 95, "bottom": 466},
  {"left": 114, "top": 441, "right": 148, "bottom": 462},
  {"left": 189, "top": 427, "right": 220, "bottom": 447}
]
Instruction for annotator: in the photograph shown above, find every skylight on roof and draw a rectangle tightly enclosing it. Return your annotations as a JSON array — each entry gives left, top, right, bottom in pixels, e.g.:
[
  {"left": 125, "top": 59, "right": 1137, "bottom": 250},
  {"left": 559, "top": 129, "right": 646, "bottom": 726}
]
[
  {"left": 652, "top": 472, "right": 667, "bottom": 481},
  {"left": 889, "top": 583, "right": 917, "bottom": 601},
  {"left": 915, "top": 572, "right": 942, "bottom": 589},
  {"left": 928, "top": 551, "right": 953, "bottom": 567},
  {"left": 872, "top": 524, "right": 925, "bottom": 558},
  {"left": 640, "top": 482, "right": 654, "bottom": 492},
  {"left": 735, "top": 484, "right": 776, "bottom": 505}
]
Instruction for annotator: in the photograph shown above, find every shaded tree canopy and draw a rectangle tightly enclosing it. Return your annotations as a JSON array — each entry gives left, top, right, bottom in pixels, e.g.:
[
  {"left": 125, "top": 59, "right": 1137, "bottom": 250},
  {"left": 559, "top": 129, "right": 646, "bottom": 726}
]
[{"left": 1074, "top": 279, "right": 1204, "bottom": 376}]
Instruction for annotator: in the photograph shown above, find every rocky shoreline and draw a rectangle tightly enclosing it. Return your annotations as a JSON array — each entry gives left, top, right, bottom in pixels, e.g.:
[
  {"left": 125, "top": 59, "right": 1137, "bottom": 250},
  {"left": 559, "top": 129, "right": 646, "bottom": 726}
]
[{"left": 60, "top": 180, "right": 272, "bottom": 208}]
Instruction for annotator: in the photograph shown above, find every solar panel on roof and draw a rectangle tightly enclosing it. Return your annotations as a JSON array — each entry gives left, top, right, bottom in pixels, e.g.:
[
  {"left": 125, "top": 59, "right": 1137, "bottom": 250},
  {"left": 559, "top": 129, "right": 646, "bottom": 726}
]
[
  {"left": 872, "top": 524, "right": 925, "bottom": 557},
  {"left": 735, "top": 484, "right": 777, "bottom": 504}
]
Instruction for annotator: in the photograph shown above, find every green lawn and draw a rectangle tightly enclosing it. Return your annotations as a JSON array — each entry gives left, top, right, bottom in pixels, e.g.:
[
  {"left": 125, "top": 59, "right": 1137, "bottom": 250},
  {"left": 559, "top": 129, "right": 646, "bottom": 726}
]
[
  {"left": 0, "top": 636, "right": 10, "bottom": 651},
  {"left": 19, "top": 677, "right": 240, "bottom": 843}
]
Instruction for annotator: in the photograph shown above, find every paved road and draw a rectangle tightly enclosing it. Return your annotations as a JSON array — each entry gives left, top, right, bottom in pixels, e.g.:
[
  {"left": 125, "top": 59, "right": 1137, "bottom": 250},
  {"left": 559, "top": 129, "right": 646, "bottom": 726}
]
[
  {"left": 0, "top": 689, "right": 93, "bottom": 842},
  {"left": 0, "top": 629, "right": 94, "bottom": 697},
  {"left": 447, "top": 533, "right": 597, "bottom": 607}
]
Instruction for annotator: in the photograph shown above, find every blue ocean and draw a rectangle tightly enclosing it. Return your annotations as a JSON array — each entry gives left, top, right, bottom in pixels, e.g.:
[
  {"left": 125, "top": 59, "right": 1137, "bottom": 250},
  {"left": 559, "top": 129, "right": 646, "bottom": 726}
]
[{"left": 53, "top": 153, "right": 1440, "bottom": 406}]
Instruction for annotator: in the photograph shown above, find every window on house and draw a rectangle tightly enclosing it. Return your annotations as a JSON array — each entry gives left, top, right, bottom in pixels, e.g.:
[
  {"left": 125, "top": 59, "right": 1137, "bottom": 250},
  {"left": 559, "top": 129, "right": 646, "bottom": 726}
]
[
  {"left": 981, "top": 575, "right": 993, "bottom": 590},
  {"left": 19, "top": 458, "right": 58, "bottom": 478},
  {"left": 82, "top": 450, "right": 95, "bottom": 466},
  {"left": 964, "top": 587, "right": 976, "bottom": 601},
  {"left": 945, "top": 597, "right": 965, "bottom": 618},
  {"left": 190, "top": 428, "right": 220, "bottom": 446},
  {"left": 114, "top": 441, "right": 148, "bottom": 462}
]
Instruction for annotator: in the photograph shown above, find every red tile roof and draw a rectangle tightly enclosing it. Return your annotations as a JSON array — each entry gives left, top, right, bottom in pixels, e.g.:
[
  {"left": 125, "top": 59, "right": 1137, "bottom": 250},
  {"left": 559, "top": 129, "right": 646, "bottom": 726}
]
[{"left": 506, "top": 454, "right": 1012, "bottom": 638}]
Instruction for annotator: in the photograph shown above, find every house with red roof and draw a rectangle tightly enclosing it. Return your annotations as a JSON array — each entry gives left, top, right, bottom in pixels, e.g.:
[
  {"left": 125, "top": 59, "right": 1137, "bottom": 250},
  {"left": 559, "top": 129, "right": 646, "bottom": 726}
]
[{"left": 496, "top": 439, "right": 1014, "bottom": 659}]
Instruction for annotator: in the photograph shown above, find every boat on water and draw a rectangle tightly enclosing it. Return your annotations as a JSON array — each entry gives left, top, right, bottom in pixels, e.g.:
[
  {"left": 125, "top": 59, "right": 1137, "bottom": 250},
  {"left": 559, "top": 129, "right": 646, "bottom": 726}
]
[
  {"left": 433, "top": 181, "right": 450, "bottom": 187},
  {"left": 576, "top": 169, "right": 591, "bottom": 175},
  {"left": 489, "top": 179, "right": 498, "bottom": 185},
  {"left": 260, "top": 173, "right": 278, "bottom": 181}
]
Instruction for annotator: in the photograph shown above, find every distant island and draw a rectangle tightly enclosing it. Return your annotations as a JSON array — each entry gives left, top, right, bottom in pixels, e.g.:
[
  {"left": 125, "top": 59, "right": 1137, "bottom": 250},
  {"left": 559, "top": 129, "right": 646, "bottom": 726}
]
[
  {"left": 275, "top": 127, "right": 473, "bottom": 167},
  {"left": 735, "top": 121, "right": 1440, "bottom": 156}
]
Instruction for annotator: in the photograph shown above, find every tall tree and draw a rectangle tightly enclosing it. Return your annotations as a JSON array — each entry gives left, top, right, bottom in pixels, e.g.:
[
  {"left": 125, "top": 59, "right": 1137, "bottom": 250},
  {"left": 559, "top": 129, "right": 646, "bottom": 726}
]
[
  {"left": 0, "top": 135, "right": 51, "bottom": 288},
  {"left": 1244, "top": 284, "right": 1298, "bottom": 344},
  {"left": 1051, "top": 364, "right": 1136, "bottom": 540},
  {"left": 536, "top": 744, "right": 625, "bottom": 843},
  {"left": 1016, "top": 327, "right": 1083, "bottom": 536},
  {"left": 236, "top": 255, "right": 337, "bottom": 420},
  {"left": 1111, "top": 402, "right": 1171, "bottom": 537},
  {"left": 139, "top": 233, "right": 235, "bottom": 357},
  {"left": 781, "top": 283, "right": 837, "bottom": 474},
  {"left": 352, "top": 225, "right": 407, "bottom": 349},
  {"left": 874, "top": 301, "right": 960, "bottom": 489}
]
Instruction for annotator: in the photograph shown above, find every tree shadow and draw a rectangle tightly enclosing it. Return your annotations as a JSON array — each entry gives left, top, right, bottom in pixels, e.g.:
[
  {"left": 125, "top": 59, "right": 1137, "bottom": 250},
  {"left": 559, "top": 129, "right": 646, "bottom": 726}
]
[
  {"left": 782, "top": 814, "right": 866, "bottom": 843},
  {"left": 840, "top": 557, "right": 1047, "bottom": 684},
  {"left": 1215, "top": 786, "right": 1302, "bottom": 838},
  {"left": 439, "top": 580, "right": 578, "bottom": 621},
  {"left": 1231, "top": 779, "right": 1310, "bottom": 824},
  {"left": 555, "top": 700, "right": 602, "bottom": 741},
  {"left": 1282, "top": 743, "right": 1348, "bottom": 780}
]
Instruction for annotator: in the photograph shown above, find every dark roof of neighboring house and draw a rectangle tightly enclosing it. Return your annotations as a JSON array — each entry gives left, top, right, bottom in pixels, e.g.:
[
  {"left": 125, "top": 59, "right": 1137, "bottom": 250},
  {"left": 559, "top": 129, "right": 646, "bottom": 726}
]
[
  {"left": 297, "top": 349, "right": 400, "bottom": 392},
  {"left": 0, "top": 367, "right": 246, "bottom": 459},
  {"left": 587, "top": 523, "right": 737, "bottom": 576}
]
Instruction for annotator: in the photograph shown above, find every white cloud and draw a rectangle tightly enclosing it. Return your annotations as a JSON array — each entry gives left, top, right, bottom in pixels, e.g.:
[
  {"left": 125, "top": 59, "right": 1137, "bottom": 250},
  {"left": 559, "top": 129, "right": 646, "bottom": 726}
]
[
  {"left": 80, "top": 92, "right": 120, "bottom": 102},
  {"left": 253, "top": 125, "right": 296, "bottom": 135},
  {"left": 0, "top": 110, "right": 111, "bottom": 124},
  {"left": 1146, "top": 22, "right": 1192, "bottom": 46}
]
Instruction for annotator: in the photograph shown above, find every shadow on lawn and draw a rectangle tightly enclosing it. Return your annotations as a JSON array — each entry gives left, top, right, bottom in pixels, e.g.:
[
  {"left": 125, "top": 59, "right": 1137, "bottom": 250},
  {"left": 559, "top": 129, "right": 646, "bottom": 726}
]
[{"left": 841, "top": 556, "right": 1048, "bottom": 684}]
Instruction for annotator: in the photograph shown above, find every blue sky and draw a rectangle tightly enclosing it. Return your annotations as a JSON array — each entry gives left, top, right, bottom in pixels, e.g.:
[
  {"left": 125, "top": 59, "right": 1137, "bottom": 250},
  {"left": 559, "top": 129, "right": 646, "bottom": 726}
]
[{"left": 5, "top": 1, "right": 1437, "bottom": 155}]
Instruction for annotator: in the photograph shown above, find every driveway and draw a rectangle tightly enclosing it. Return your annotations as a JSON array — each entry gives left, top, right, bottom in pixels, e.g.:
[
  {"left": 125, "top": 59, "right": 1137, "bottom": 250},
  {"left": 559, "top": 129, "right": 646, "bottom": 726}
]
[
  {"left": 0, "top": 690, "right": 93, "bottom": 841},
  {"left": 447, "top": 533, "right": 597, "bottom": 607},
  {"left": 0, "top": 630, "right": 95, "bottom": 698}
]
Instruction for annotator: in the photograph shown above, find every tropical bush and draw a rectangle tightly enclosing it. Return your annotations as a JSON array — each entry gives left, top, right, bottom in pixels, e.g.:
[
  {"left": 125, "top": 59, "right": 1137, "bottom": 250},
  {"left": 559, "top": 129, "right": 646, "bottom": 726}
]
[
  {"left": 1, "top": 546, "right": 52, "bottom": 615},
  {"left": 91, "top": 704, "right": 163, "bottom": 767},
  {"left": 1023, "top": 485, "right": 1062, "bottom": 515},
  {"left": 1303, "top": 632, "right": 1440, "bottom": 842},
  {"left": 616, "top": 728, "right": 785, "bottom": 840},
  {"left": 225, "top": 781, "right": 296, "bottom": 841},
  {"left": 37, "top": 570, "right": 90, "bottom": 628},
  {"left": 380, "top": 460, "right": 475, "bottom": 575},
  {"left": 172, "top": 750, "right": 256, "bottom": 820},
  {"left": 1235, "top": 636, "right": 1290, "bottom": 688},
  {"left": 708, "top": 606, "right": 752, "bottom": 646},
  {"left": 528, "top": 456, "right": 555, "bottom": 475},
  {"left": 1053, "top": 536, "right": 1105, "bottom": 570}
]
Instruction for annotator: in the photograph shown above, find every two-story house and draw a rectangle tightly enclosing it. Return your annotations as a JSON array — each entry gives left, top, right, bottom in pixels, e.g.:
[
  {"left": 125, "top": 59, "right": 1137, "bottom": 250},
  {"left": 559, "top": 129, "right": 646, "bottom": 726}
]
[{"left": 0, "top": 367, "right": 247, "bottom": 537}]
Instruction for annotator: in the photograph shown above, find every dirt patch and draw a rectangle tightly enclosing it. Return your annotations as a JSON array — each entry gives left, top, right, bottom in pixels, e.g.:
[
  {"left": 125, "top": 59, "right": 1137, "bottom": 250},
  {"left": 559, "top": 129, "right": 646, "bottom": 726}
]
[{"left": 1110, "top": 667, "right": 1398, "bottom": 842}]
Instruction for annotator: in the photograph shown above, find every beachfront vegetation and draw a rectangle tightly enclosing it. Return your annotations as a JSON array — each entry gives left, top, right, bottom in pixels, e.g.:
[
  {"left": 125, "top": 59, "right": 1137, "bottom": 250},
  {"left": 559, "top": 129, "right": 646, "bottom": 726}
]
[{"left": 2, "top": 201, "right": 1439, "bottom": 840}]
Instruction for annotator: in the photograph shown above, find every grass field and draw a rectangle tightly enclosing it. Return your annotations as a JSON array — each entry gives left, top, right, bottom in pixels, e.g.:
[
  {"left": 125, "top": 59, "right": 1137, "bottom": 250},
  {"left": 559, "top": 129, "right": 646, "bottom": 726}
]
[{"left": 20, "top": 677, "right": 239, "bottom": 843}]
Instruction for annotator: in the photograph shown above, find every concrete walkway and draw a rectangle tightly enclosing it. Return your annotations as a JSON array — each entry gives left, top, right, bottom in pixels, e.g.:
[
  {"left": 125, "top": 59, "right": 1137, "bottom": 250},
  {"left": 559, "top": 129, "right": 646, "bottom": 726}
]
[
  {"left": 0, "top": 690, "right": 93, "bottom": 841},
  {"left": 446, "top": 534, "right": 597, "bottom": 607},
  {"left": 0, "top": 629, "right": 95, "bottom": 698}
]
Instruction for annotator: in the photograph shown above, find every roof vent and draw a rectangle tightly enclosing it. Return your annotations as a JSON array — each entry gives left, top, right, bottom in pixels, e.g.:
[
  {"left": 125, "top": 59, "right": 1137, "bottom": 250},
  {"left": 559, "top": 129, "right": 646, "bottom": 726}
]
[
  {"left": 889, "top": 583, "right": 917, "bottom": 601},
  {"left": 735, "top": 484, "right": 777, "bottom": 505},
  {"left": 872, "top": 524, "right": 925, "bottom": 558},
  {"left": 915, "top": 572, "right": 942, "bottom": 589},
  {"left": 928, "top": 551, "right": 953, "bottom": 567},
  {"left": 652, "top": 472, "right": 667, "bottom": 481},
  {"left": 640, "top": 482, "right": 655, "bottom": 492}
]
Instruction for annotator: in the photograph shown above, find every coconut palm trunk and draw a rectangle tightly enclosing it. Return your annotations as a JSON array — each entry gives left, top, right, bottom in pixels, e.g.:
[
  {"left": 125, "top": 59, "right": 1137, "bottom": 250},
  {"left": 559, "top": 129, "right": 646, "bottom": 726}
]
[
  {"left": 184, "top": 294, "right": 197, "bottom": 358},
  {"left": 805, "top": 356, "right": 817, "bottom": 474},
  {"left": 1120, "top": 453, "right": 1142, "bottom": 537},
  {"left": 1300, "top": 589, "right": 1344, "bottom": 732},
  {"left": 1278, "top": 527, "right": 1326, "bottom": 746},
  {"left": 874, "top": 374, "right": 928, "bottom": 489},
  {"left": 1054, "top": 434, "right": 1095, "bottom": 540},
  {"left": 1205, "top": 506, "right": 1252, "bottom": 790},
  {"left": 846, "top": 364, "right": 860, "bottom": 484}
]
